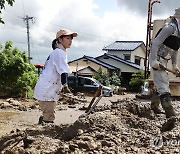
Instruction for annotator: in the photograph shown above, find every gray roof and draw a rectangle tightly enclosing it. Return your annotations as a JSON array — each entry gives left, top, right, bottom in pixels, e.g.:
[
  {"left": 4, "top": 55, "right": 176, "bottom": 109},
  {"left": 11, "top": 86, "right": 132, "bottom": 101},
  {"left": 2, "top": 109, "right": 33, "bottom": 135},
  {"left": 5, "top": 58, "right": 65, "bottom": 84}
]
[
  {"left": 102, "top": 41, "right": 144, "bottom": 51},
  {"left": 83, "top": 56, "right": 119, "bottom": 70},
  {"left": 68, "top": 55, "right": 119, "bottom": 70},
  {"left": 96, "top": 53, "right": 143, "bottom": 70}
]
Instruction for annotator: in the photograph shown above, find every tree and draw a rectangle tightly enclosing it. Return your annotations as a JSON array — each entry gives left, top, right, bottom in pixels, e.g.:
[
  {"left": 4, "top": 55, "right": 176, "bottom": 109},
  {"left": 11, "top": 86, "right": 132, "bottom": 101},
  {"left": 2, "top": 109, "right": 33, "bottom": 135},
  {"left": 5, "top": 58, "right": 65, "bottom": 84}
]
[
  {"left": 0, "top": 41, "right": 38, "bottom": 97},
  {"left": 0, "top": 0, "right": 15, "bottom": 24},
  {"left": 109, "top": 71, "right": 121, "bottom": 86},
  {"left": 93, "top": 68, "right": 121, "bottom": 87},
  {"left": 92, "top": 67, "right": 110, "bottom": 86},
  {"left": 129, "top": 70, "right": 145, "bottom": 92}
]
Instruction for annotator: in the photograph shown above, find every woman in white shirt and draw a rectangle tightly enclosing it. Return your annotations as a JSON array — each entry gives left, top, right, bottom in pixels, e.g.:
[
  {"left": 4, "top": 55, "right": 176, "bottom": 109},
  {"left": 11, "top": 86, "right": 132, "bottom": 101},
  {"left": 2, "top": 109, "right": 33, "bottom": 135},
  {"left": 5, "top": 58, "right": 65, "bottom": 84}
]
[{"left": 34, "top": 28, "right": 78, "bottom": 124}]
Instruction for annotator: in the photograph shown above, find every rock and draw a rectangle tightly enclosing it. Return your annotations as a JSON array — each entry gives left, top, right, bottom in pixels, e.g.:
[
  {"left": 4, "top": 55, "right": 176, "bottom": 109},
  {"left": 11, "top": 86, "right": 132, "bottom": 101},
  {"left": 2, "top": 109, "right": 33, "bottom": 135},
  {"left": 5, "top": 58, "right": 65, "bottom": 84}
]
[
  {"left": 77, "top": 141, "right": 89, "bottom": 149},
  {"left": 68, "top": 105, "right": 76, "bottom": 108},
  {"left": 87, "top": 140, "right": 98, "bottom": 150},
  {"left": 78, "top": 135, "right": 93, "bottom": 141},
  {"left": 69, "top": 143, "right": 78, "bottom": 151},
  {"left": 8, "top": 99, "right": 21, "bottom": 106},
  {"left": 101, "top": 140, "right": 113, "bottom": 147},
  {"left": 77, "top": 129, "right": 84, "bottom": 135},
  {"left": 0, "top": 101, "right": 13, "bottom": 109}
]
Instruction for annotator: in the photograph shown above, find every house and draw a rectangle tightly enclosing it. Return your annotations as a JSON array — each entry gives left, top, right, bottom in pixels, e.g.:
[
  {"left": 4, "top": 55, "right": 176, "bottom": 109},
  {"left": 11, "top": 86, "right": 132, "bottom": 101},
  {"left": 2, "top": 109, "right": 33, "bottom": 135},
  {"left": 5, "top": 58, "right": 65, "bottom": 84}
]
[
  {"left": 68, "top": 55, "right": 120, "bottom": 77},
  {"left": 70, "top": 65, "right": 96, "bottom": 77},
  {"left": 34, "top": 64, "right": 44, "bottom": 75},
  {"left": 68, "top": 41, "right": 146, "bottom": 86},
  {"left": 96, "top": 53, "right": 144, "bottom": 86},
  {"left": 102, "top": 41, "right": 146, "bottom": 68},
  {"left": 96, "top": 53, "right": 143, "bottom": 73}
]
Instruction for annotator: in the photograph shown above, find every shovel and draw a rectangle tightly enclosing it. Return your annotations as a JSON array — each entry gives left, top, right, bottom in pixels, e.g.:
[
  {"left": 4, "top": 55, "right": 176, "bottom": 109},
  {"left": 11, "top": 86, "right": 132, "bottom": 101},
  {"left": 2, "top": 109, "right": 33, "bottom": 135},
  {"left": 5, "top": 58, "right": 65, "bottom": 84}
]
[
  {"left": 79, "top": 85, "right": 103, "bottom": 118},
  {"left": 159, "top": 64, "right": 180, "bottom": 77}
]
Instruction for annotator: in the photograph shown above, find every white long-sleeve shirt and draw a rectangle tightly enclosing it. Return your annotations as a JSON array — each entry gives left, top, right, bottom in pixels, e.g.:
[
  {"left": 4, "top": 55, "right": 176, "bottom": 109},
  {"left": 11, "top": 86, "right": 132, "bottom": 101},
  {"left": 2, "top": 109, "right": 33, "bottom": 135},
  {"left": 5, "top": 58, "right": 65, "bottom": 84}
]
[
  {"left": 149, "top": 20, "right": 179, "bottom": 66},
  {"left": 34, "top": 47, "right": 71, "bottom": 101}
]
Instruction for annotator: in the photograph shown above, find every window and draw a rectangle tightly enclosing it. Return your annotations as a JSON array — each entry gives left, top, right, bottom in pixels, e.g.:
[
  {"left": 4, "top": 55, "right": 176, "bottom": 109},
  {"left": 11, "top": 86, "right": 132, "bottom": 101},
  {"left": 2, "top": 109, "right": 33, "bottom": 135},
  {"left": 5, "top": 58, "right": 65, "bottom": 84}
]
[
  {"left": 83, "top": 59, "right": 89, "bottom": 64},
  {"left": 78, "top": 78, "right": 85, "bottom": 86},
  {"left": 84, "top": 79, "right": 93, "bottom": 85},
  {"left": 124, "top": 54, "right": 130, "bottom": 61},
  {"left": 103, "top": 56, "right": 109, "bottom": 59},
  {"left": 135, "top": 56, "right": 141, "bottom": 65}
]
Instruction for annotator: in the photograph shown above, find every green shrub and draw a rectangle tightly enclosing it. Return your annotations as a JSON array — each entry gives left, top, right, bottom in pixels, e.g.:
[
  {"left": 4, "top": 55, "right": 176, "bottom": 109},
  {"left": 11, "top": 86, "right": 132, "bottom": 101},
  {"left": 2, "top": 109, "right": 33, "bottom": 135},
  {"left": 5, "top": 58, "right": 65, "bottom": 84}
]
[
  {"left": 92, "top": 67, "right": 110, "bottom": 86},
  {"left": 129, "top": 70, "right": 145, "bottom": 92},
  {"left": 93, "top": 67, "right": 121, "bottom": 90},
  {"left": 0, "top": 41, "right": 38, "bottom": 97}
]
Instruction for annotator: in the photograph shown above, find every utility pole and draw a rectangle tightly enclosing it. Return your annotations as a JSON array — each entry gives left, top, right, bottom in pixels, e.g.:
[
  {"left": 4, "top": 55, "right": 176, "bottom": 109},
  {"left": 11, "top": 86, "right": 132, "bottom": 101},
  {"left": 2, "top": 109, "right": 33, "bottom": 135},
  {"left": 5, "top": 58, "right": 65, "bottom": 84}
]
[
  {"left": 144, "top": 0, "right": 160, "bottom": 79},
  {"left": 23, "top": 15, "right": 35, "bottom": 64}
]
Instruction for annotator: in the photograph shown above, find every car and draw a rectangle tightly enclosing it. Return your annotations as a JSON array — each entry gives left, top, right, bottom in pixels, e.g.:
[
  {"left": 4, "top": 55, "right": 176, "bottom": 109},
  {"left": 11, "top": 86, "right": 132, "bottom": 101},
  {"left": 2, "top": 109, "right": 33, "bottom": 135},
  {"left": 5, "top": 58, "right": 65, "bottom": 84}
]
[
  {"left": 141, "top": 81, "right": 150, "bottom": 96},
  {"left": 67, "top": 76, "right": 113, "bottom": 97}
]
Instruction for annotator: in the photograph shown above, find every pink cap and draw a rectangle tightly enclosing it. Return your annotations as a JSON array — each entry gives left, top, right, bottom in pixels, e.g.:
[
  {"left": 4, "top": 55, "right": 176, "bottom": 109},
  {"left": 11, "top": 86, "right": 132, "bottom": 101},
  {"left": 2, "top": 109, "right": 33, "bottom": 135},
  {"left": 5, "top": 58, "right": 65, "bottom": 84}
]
[{"left": 56, "top": 29, "right": 78, "bottom": 39}]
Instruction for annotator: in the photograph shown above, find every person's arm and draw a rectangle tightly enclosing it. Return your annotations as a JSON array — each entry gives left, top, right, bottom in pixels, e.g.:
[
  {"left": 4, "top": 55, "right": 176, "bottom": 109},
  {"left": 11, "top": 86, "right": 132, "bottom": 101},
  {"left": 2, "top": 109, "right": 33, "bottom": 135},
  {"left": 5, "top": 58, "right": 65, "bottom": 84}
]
[
  {"left": 61, "top": 73, "right": 71, "bottom": 93},
  {"left": 151, "top": 24, "right": 174, "bottom": 61},
  {"left": 171, "top": 50, "right": 180, "bottom": 75},
  {"left": 53, "top": 49, "right": 71, "bottom": 75},
  {"left": 150, "top": 24, "right": 174, "bottom": 69},
  {"left": 52, "top": 50, "right": 72, "bottom": 93},
  {"left": 61, "top": 73, "right": 68, "bottom": 85},
  {"left": 171, "top": 50, "right": 178, "bottom": 66}
]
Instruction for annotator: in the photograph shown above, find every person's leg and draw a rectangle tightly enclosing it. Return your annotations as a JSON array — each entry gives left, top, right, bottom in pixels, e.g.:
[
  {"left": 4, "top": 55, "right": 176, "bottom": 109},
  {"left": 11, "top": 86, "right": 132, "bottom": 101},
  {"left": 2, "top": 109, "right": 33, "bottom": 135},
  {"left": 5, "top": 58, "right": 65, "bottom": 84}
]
[
  {"left": 153, "top": 70, "right": 176, "bottom": 118},
  {"left": 160, "top": 93, "right": 176, "bottom": 118},
  {"left": 151, "top": 69, "right": 176, "bottom": 131},
  {"left": 44, "top": 101, "right": 56, "bottom": 122},
  {"left": 39, "top": 101, "right": 56, "bottom": 123},
  {"left": 150, "top": 89, "right": 161, "bottom": 114},
  {"left": 160, "top": 92, "right": 176, "bottom": 132}
]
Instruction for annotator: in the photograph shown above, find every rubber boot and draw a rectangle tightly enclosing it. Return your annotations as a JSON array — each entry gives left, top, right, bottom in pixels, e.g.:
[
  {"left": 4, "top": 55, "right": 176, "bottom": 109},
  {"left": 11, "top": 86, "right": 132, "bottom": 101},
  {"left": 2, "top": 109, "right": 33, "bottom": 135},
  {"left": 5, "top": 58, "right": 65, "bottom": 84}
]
[
  {"left": 160, "top": 93, "right": 176, "bottom": 118},
  {"left": 160, "top": 93, "right": 176, "bottom": 132},
  {"left": 150, "top": 90, "right": 161, "bottom": 114}
]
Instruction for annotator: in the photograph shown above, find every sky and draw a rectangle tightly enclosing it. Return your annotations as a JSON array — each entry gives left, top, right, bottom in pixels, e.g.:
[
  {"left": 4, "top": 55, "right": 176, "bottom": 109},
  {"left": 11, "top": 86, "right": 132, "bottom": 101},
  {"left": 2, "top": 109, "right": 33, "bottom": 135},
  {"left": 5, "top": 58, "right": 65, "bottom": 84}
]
[{"left": 0, "top": 0, "right": 180, "bottom": 64}]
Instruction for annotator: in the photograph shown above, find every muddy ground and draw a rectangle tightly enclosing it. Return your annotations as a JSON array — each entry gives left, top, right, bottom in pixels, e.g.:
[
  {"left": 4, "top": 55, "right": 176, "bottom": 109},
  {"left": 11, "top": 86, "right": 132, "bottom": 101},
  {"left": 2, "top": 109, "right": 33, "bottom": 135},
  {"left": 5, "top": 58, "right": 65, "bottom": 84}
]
[{"left": 0, "top": 93, "right": 180, "bottom": 154}]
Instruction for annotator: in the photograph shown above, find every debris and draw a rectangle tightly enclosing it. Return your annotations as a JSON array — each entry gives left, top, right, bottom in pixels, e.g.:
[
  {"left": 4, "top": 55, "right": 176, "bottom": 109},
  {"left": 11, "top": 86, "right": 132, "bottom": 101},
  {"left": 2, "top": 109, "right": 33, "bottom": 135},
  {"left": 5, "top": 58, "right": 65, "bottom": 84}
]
[{"left": 0, "top": 95, "right": 179, "bottom": 153}]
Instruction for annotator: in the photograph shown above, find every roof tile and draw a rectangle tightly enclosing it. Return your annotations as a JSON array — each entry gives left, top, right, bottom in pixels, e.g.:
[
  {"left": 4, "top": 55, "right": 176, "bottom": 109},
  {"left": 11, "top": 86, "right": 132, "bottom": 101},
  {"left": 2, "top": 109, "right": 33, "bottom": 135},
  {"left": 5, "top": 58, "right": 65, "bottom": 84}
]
[{"left": 103, "top": 41, "right": 144, "bottom": 51}]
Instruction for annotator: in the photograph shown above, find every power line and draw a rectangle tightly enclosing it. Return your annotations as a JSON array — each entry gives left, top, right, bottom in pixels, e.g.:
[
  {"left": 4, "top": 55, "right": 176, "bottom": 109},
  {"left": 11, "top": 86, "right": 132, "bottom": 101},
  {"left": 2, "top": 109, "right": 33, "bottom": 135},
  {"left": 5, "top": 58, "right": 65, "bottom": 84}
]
[
  {"left": 48, "top": 22, "right": 118, "bottom": 41},
  {"left": 21, "top": 0, "right": 26, "bottom": 16}
]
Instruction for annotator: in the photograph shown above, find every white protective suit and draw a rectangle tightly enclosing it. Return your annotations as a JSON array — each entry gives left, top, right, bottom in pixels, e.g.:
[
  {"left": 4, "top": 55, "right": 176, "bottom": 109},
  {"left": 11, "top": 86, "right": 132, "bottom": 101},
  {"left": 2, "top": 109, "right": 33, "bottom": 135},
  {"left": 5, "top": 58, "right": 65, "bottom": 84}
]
[{"left": 34, "top": 44, "right": 71, "bottom": 101}]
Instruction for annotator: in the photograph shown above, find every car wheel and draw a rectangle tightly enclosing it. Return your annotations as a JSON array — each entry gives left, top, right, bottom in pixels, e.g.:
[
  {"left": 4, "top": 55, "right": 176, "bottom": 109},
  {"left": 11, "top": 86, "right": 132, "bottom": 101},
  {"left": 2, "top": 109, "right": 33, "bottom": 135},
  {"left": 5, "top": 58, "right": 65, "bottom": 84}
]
[{"left": 109, "top": 92, "right": 113, "bottom": 97}]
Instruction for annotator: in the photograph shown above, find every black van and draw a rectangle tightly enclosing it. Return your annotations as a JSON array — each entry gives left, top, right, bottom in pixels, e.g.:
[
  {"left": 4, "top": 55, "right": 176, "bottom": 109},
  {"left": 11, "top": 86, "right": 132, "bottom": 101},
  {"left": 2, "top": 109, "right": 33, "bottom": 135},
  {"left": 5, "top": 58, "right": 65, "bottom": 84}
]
[{"left": 67, "top": 76, "right": 113, "bottom": 96}]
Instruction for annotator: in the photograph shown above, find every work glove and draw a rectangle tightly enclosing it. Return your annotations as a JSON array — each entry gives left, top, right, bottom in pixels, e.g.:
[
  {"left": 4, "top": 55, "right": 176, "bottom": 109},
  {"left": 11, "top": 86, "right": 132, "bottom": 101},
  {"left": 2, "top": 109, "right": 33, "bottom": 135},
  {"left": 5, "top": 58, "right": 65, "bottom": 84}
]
[
  {"left": 172, "top": 64, "right": 180, "bottom": 77},
  {"left": 61, "top": 84, "right": 72, "bottom": 94},
  {"left": 151, "top": 60, "right": 161, "bottom": 70}
]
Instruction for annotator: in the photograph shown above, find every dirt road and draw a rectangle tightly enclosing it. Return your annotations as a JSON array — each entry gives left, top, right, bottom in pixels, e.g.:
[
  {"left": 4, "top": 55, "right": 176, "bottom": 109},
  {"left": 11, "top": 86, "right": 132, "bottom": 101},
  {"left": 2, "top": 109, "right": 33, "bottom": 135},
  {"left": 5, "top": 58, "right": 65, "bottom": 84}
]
[{"left": 0, "top": 94, "right": 136, "bottom": 137}]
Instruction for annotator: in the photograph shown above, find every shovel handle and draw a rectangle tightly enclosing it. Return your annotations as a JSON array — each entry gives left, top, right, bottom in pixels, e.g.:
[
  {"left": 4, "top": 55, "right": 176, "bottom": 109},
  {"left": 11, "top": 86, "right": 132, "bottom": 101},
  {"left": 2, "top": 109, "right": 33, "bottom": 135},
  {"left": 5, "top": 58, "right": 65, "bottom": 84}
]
[
  {"left": 159, "top": 64, "right": 176, "bottom": 74},
  {"left": 85, "top": 85, "right": 103, "bottom": 113},
  {"left": 159, "top": 64, "right": 180, "bottom": 77}
]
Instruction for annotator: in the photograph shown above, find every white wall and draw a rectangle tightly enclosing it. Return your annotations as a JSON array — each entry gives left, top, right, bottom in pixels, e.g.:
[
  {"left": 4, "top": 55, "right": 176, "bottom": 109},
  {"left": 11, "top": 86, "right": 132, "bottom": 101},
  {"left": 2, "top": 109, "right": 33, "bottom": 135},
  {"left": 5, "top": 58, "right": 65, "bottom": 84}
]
[
  {"left": 107, "top": 45, "right": 145, "bottom": 68},
  {"left": 107, "top": 51, "right": 131, "bottom": 60},
  {"left": 97, "top": 56, "right": 140, "bottom": 73}
]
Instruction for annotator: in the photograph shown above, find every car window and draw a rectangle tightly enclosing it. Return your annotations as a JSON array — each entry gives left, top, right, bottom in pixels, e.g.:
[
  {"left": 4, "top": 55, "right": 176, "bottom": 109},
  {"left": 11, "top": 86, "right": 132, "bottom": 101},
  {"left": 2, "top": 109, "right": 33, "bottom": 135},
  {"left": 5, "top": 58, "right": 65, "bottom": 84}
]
[
  {"left": 84, "top": 79, "right": 93, "bottom": 85},
  {"left": 144, "top": 82, "right": 149, "bottom": 89},
  {"left": 92, "top": 78, "right": 101, "bottom": 85},
  {"left": 67, "top": 77, "right": 75, "bottom": 85},
  {"left": 78, "top": 78, "right": 84, "bottom": 86}
]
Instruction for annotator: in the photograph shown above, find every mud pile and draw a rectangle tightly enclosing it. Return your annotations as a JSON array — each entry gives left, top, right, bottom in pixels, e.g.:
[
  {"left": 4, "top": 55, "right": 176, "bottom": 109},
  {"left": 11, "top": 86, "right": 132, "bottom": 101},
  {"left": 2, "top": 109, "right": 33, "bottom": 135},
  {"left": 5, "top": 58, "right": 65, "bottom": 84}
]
[
  {"left": 0, "top": 98, "right": 37, "bottom": 111},
  {"left": 0, "top": 98, "right": 180, "bottom": 154}
]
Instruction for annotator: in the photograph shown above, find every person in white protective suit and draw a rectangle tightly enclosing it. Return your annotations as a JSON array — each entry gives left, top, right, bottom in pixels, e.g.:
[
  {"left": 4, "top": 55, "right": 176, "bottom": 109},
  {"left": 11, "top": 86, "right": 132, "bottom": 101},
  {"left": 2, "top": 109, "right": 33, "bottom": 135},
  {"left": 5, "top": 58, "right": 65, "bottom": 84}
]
[
  {"left": 149, "top": 8, "right": 180, "bottom": 131},
  {"left": 34, "top": 29, "right": 78, "bottom": 124}
]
